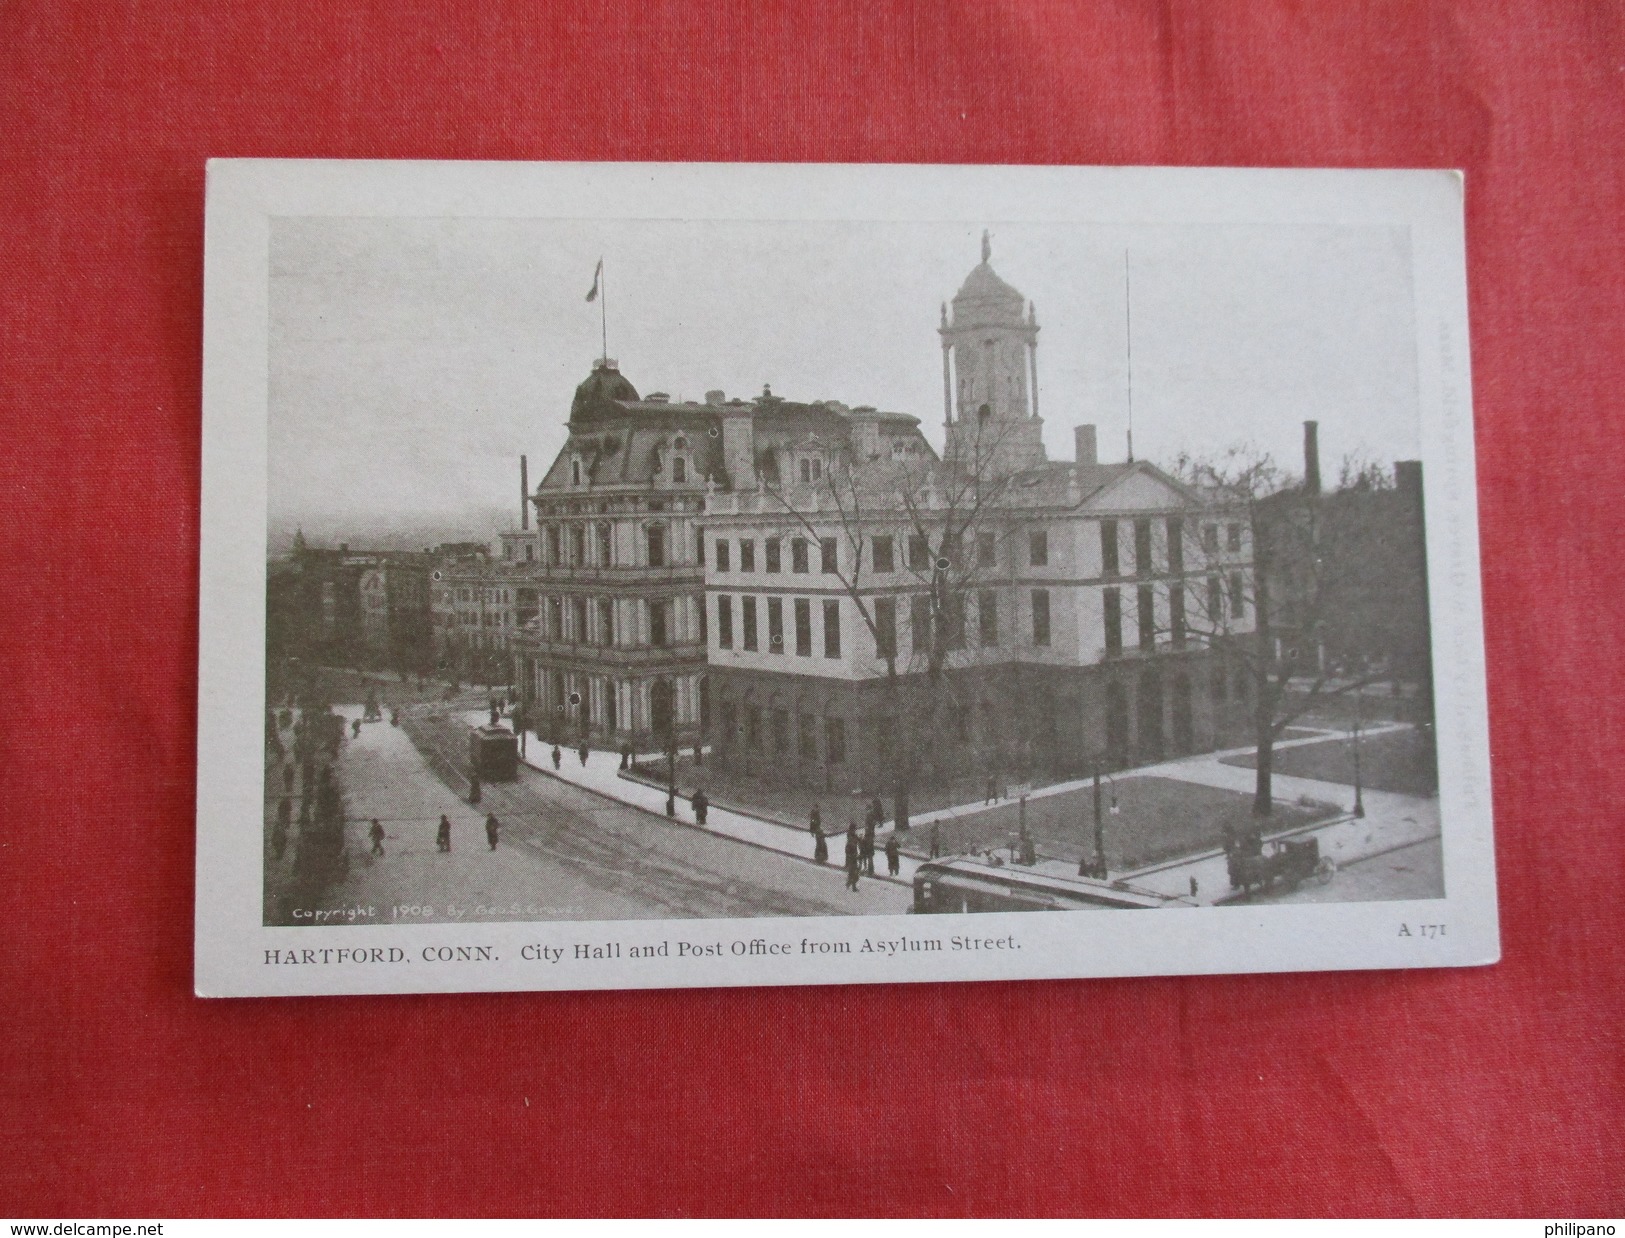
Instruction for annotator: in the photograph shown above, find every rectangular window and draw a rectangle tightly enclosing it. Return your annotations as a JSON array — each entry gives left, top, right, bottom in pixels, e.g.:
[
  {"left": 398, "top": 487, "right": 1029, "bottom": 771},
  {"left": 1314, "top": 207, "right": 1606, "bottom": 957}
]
[
  {"left": 791, "top": 537, "right": 809, "bottom": 574},
  {"left": 598, "top": 598, "right": 615, "bottom": 646},
  {"left": 1104, "top": 587, "right": 1122, "bottom": 654},
  {"left": 1229, "top": 570, "right": 1246, "bottom": 617},
  {"left": 872, "top": 536, "right": 894, "bottom": 574},
  {"left": 1170, "top": 583, "right": 1186, "bottom": 648},
  {"left": 823, "top": 600, "right": 841, "bottom": 657},
  {"left": 1100, "top": 520, "right": 1119, "bottom": 576},
  {"left": 646, "top": 524, "right": 666, "bottom": 568},
  {"left": 571, "top": 525, "right": 586, "bottom": 565},
  {"left": 1031, "top": 589, "right": 1050, "bottom": 647},
  {"left": 649, "top": 599, "right": 668, "bottom": 648},
  {"left": 977, "top": 532, "right": 997, "bottom": 569},
  {"left": 572, "top": 596, "right": 588, "bottom": 643},
  {"left": 910, "top": 594, "right": 932, "bottom": 652},
  {"left": 820, "top": 537, "right": 837, "bottom": 574},
  {"left": 696, "top": 526, "right": 704, "bottom": 566},
  {"left": 1138, "top": 584, "right": 1155, "bottom": 650},
  {"left": 524, "top": 543, "right": 534, "bottom": 562},
  {"left": 767, "top": 597, "right": 784, "bottom": 652},
  {"left": 825, "top": 717, "right": 847, "bottom": 766},
  {"left": 1227, "top": 523, "right": 1243, "bottom": 552},
  {"left": 908, "top": 534, "right": 930, "bottom": 572},
  {"left": 794, "top": 598, "right": 812, "bottom": 656},
  {"left": 740, "top": 539, "right": 756, "bottom": 573},
  {"left": 697, "top": 594, "right": 706, "bottom": 643},
  {"left": 673, "top": 456, "right": 686, "bottom": 483},
  {"left": 978, "top": 589, "right": 999, "bottom": 646},
  {"left": 717, "top": 595, "right": 734, "bottom": 649},
  {"left": 943, "top": 594, "right": 966, "bottom": 649},
  {"left": 1134, "top": 519, "right": 1153, "bottom": 577},
  {"left": 765, "top": 537, "right": 781, "bottom": 574},
  {"left": 1029, "top": 530, "right": 1048, "bottom": 567},
  {"left": 715, "top": 539, "right": 730, "bottom": 572},
  {"left": 1202, "top": 523, "right": 1219, "bottom": 554},
  {"left": 771, "top": 708, "right": 789, "bottom": 754},
  {"left": 547, "top": 526, "right": 561, "bottom": 565},
  {"left": 742, "top": 596, "right": 758, "bottom": 651},
  {"left": 798, "top": 714, "right": 818, "bottom": 761},
  {"left": 1167, "top": 518, "right": 1184, "bottom": 575},
  {"left": 1208, "top": 575, "right": 1223, "bottom": 623},
  {"left": 874, "top": 597, "right": 897, "bottom": 660}
]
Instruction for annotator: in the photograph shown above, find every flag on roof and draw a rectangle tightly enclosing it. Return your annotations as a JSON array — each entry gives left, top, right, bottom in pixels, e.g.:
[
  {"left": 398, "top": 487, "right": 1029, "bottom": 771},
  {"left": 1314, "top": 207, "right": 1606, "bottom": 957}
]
[{"left": 585, "top": 258, "right": 602, "bottom": 302}]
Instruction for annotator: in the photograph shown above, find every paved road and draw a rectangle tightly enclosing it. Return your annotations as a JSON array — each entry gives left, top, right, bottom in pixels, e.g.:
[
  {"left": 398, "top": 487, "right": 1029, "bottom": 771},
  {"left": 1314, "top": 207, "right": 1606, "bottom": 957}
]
[
  {"left": 1246, "top": 836, "right": 1444, "bottom": 905},
  {"left": 285, "top": 707, "right": 909, "bottom": 925}
]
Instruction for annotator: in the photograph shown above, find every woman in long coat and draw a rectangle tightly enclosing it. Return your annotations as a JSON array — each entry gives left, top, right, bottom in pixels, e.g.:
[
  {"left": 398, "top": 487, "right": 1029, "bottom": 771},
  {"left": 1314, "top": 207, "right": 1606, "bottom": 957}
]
[
  {"left": 812, "top": 823, "right": 828, "bottom": 864},
  {"left": 436, "top": 814, "right": 452, "bottom": 853},
  {"left": 844, "top": 829, "right": 861, "bottom": 891}
]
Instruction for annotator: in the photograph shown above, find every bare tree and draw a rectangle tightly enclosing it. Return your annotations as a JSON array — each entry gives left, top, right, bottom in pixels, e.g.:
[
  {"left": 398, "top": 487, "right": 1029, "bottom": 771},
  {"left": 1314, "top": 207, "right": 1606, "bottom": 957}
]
[
  {"left": 758, "top": 415, "right": 1030, "bottom": 812},
  {"left": 1164, "top": 446, "right": 1397, "bottom": 817}
]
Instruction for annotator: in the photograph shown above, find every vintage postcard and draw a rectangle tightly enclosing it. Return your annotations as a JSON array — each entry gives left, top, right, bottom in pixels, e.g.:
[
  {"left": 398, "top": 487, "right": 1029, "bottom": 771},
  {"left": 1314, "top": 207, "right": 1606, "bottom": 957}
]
[{"left": 196, "top": 160, "right": 1497, "bottom": 996}]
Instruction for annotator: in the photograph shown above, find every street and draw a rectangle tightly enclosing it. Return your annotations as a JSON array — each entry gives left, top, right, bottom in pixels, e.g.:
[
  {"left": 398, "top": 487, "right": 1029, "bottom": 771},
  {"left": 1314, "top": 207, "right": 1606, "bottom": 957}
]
[{"left": 266, "top": 701, "right": 910, "bottom": 924}]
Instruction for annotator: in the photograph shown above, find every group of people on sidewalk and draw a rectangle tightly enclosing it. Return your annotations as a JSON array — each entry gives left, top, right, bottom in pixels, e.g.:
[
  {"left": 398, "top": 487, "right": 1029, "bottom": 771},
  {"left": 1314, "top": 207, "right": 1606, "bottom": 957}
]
[
  {"left": 362, "top": 811, "right": 503, "bottom": 857},
  {"left": 807, "top": 800, "right": 903, "bottom": 890}
]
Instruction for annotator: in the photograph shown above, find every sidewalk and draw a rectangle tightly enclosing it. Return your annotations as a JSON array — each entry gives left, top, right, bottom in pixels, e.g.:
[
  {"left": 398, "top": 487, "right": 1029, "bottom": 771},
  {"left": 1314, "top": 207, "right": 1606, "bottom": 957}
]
[{"left": 462, "top": 712, "right": 920, "bottom": 887}]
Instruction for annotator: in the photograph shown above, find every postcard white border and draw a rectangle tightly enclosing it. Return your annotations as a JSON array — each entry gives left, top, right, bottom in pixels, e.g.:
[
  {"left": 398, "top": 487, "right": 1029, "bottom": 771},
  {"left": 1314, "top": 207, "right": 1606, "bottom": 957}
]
[{"left": 196, "top": 160, "right": 1498, "bottom": 998}]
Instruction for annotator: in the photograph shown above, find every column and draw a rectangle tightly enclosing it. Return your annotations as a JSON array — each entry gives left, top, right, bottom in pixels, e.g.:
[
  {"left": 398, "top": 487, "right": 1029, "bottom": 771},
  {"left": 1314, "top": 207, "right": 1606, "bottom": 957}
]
[{"left": 1028, "top": 340, "right": 1039, "bottom": 420}]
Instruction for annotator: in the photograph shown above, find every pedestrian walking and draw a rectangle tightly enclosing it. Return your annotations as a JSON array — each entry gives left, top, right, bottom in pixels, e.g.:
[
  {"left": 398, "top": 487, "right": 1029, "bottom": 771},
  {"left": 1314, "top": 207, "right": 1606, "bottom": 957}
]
[
  {"left": 578, "top": 742, "right": 589, "bottom": 766},
  {"left": 810, "top": 804, "right": 822, "bottom": 835},
  {"left": 868, "top": 796, "right": 884, "bottom": 830},
  {"left": 551, "top": 744, "right": 562, "bottom": 770},
  {"left": 369, "top": 819, "right": 385, "bottom": 856},
  {"left": 485, "top": 812, "right": 499, "bottom": 851},
  {"left": 930, "top": 821, "right": 941, "bottom": 859},
  {"left": 436, "top": 814, "right": 451, "bottom": 853},
  {"left": 885, "top": 833, "right": 900, "bottom": 876},
  {"left": 862, "top": 818, "right": 877, "bottom": 876},
  {"left": 813, "top": 823, "right": 828, "bottom": 864},
  {"left": 985, "top": 772, "right": 996, "bottom": 805},
  {"left": 620, "top": 743, "right": 632, "bottom": 770},
  {"left": 844, "top": 829, "right": 861, "bottom": 891},
  {"left": 691, "top": 789, "right": 709, "bottom": 825}
]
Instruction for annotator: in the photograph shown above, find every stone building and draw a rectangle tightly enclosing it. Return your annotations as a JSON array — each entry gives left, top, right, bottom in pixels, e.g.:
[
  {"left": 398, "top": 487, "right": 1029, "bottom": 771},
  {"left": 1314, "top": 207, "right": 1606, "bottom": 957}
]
[{"left": 700, "top": 239, "right": 1257, "bottom": 794}]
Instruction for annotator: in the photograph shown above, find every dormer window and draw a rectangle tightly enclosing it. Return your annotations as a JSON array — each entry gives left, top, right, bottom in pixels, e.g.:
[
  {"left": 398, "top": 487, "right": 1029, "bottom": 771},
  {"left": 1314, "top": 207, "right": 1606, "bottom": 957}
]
[
  {"left": 571, "top": 458, "right": 583, "bottom": 486},
  {"left": 673, "top": 456, "right": 687, "bottom": 483}
]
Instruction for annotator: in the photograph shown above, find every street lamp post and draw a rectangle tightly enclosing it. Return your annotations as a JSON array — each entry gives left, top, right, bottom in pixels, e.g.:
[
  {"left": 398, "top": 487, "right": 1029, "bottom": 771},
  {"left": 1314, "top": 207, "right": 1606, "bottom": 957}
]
[{"left": 1352, "top": 691, "right": 1366, "bottom": 819}]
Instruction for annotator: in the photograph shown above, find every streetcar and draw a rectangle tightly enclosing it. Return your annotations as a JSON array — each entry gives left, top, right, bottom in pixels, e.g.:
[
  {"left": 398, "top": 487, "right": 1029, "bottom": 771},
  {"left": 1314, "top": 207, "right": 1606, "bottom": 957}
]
[{"left": 911, "top": 855, "right": 1179, "bottom": 914}]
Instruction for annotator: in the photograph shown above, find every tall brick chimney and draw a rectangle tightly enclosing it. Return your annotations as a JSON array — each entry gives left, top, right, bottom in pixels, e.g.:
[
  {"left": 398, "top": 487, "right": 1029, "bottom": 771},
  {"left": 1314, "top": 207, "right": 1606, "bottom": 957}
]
[
  {"left": 520, "top": 455, "right": 529, "bottom": 529},
  {"left": 1303, "top": 421, "right": 1321, "bottom": 495},
  {"left": 1074, "top": 424, "right": 1098, "bottom": 465},
  {"left": 721, "top": 406, "right": 755, "bottom": 490}
]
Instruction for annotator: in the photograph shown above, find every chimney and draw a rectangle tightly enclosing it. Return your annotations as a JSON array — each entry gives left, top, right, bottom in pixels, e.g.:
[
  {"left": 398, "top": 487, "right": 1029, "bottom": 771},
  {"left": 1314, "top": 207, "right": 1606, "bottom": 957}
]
[
  {"left": 520, "top": 455, "right": 529, "bottom": 529},
  {"left": 1395, "top": 459, "right": 1422, "bottom": 498},
  {"left": 1074, "top": 424, "right": 1098, "bottom": 465},
  {"left": 1303, "top": 421, "right": 1321, "bottom": 495},
  {"left": 721, "top": 407, "right": 755, "bottom": 490},
  {"left": 705, "top": 389, "right": 725, "bottom": 406}
]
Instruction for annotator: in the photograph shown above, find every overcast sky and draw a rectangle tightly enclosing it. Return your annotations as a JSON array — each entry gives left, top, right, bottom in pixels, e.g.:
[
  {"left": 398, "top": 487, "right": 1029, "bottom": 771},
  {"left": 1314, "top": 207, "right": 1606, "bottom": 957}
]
[{"left": 269, "top": 215, "right": 1420, "bottom": 544}]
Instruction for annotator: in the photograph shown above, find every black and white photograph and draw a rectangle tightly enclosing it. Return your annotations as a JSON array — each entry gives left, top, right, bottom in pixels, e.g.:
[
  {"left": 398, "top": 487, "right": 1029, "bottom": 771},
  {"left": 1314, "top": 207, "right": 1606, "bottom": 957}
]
[{"left": 196, "top": 162, "right": 1497, "bottom": 995}]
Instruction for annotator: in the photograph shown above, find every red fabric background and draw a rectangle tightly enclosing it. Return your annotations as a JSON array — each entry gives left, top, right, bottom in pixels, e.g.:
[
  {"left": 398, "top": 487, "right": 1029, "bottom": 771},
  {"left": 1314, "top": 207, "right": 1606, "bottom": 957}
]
[{"left": 2, "top": 0, "right": 1622, "bottom": 1218}]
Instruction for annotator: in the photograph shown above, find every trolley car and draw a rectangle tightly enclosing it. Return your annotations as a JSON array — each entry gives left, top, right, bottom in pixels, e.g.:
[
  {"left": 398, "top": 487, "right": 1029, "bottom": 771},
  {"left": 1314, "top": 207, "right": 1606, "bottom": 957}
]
[{"left": 912, "top": 856, "right": 1178, "bottom": 914}]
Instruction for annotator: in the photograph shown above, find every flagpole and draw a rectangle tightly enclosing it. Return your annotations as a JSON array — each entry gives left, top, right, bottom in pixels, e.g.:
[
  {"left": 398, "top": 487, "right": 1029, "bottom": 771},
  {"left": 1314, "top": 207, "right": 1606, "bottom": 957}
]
[{"left": 601, "top": 261, "right": 608, "bottom": 363}]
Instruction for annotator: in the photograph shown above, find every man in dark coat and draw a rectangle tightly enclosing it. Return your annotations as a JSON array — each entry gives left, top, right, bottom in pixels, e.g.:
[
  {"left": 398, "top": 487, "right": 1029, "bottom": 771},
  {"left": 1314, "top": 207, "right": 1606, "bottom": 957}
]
[
  {"left": 485, "top": 812, "right": 499, "bottom": 851},
  {"left": 885, "top": 833, "right": 901, "bottom": 876},
  {"left": 861, "top": 818, "right": 877, "bottom": 875},
  {"left": 812, "top": 823, "right": 828, "bottom": 864},
  {"left": 620, "top": 743, "right": 632, "bottom": 770},
  {"left": 691, "top": 789, "right": 709, "bottom": 825},
  {"left": 844, "top": 829, "right": 861, "bottom": 891},
  {"left": 551, "top": 744, "right": 562, "bottom": 770},
  {"left": 578, "top": 742, "right": 589, "bottom": 766},
  {"left": 437, "top": 814, "right": 451, "bottom": 853},
  {"left": 809, "top": 804, "right": 822, "bottom": 835},
  {"left": 369, "top": 819, "right": 385, "bottom": 856}
]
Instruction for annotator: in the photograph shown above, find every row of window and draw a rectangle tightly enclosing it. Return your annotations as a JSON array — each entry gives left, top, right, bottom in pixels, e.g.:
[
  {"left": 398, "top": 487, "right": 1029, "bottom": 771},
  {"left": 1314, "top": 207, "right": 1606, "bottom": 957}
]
[
  {"left": 717, "top": 702, "right": 848, "bottom": 765},
  {"left": 715, "top": 596, "right": 843, "bottom": 658},
  {"left": 532, "top": 596, "right": 690, "bottom": 649},
  {"left": 713, "top": 535, "right": 839, "bottom": 576}
]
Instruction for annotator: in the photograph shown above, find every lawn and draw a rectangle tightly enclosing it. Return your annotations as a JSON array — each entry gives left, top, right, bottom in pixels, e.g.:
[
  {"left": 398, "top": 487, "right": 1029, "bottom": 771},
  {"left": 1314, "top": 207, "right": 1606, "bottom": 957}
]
[
  {"left": 896, "top": 776, "right": 1332, "bottom": 873},
  {"left": 1220, "top": 726, "right": 1438, "bottom": 796}
]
